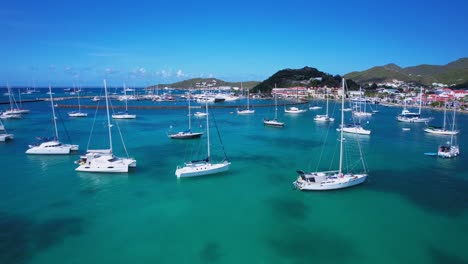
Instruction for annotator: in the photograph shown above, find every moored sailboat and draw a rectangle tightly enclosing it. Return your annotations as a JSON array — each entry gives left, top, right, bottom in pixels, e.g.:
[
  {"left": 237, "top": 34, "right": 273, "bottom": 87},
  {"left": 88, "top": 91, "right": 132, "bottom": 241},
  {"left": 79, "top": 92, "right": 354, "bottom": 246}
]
[
  {"left": 26, "top": 86, "right": 78, "bottom": 154},
  {"left": 0, "top": 119, "right": 13, "bottom": 142},
  {"left": 437, "top": 104, "right": 460, "bottom": 158},
  {"left": 294, "top": 78, "right": 368, "bottom": 191},
  {"left": 397, "top": 88, "right": 432, "bottom": 123},
  {"left": 263, "top": 93, "right": 284, "bottom": 127},
  {"left": 314, "top": 89, "right": 334, "bottom": 122},
  {"left": 237, "top": 86, "right": 255, "bottom": 114},
  {"left": 68, "top": 88, "right": 88, "bottom": 117},
  {"left": 175, "top": 101, "right": 230, "bottom": 177},
  {"left": 168, "top": 90, "right": 203, "bottom": 139},
  {"left": 112, "top": 83, "right": 137, "bottom": 119},
  {"left": 75, "top": 80, "right": 136, "bottom": 172},
  {"left": 424, "top": 103, "right": 459, "bottom": 135}
]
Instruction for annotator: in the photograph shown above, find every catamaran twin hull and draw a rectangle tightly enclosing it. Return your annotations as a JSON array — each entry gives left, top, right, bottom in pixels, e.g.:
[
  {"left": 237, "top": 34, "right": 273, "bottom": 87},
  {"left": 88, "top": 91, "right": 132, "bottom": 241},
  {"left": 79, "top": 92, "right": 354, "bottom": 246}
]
[
  {"left": 0, "top": 134, "right": 14, "bottom": 142},
  {"left": 26, "top": 142, "right": 79, "bottom": 154},
  {"left": 76, "top": 157, "right": 137, "bottom": 173}
]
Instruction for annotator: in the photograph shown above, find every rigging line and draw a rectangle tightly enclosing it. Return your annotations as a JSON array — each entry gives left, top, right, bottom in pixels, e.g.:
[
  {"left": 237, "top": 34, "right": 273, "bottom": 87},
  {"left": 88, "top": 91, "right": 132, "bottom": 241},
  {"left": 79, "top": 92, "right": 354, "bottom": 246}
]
[
  {"left": 56, "top": 106, "right": 73, "bottom": 144},
  {"left": 109, "top": 94, "right": 130, "bottom": 158},
  {"left": 312, "top": 118, "right": 333, "bottom": 172},
  {"left": 209, "top": 108, "right": 228, "bottom": 161},
  {"left": 328, "top": 137, "right": 339, "bottom": 171}
]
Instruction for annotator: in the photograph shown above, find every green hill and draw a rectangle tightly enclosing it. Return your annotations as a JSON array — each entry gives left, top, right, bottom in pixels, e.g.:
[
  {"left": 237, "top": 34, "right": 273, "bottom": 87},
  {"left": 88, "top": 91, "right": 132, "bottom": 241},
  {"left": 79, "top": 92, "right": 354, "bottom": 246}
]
[
  {"left": 146, "top": 78, "right": 259, "bottom": 90},
  {"left": 251, "top": 66, "right": 358, "bottom": 94},
  {"left": 344, "top": 58, "right": 468, "bottom": 86}
]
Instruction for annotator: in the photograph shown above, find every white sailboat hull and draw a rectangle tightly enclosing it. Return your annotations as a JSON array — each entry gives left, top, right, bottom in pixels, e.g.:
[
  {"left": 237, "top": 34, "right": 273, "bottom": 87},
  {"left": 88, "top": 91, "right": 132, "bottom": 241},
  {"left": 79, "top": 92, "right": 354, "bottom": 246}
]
[
  {"left": 0, "top": 113, "right": 21, "bottom": 119},
  {"left": 353, "top": 111, "right": 372, "bottom": 117},
  {"left": 338, "top": 126, "right": 371, "bottom": 135},
  {"left": 293, "top": 173, "right": 367, "bottom": 191},
  {"left": 424, "top": 128, "right": 459, "bottom": 135},
  {"left": 112, "top": 114, "right": 137, "bottom": 119},
  {"left": 237, "top": 109, "right": 255, "bottom": 114},
  {"left": 68, "top": 112, "right": 88, "bottom": 117},
  {"left": 5, "top": 109, "right": 30, "bottom": 114},
  {"left": 26, "top": 141, "right": 79, "bottom": 155},
  {"left": 438, "top": 146, "right": 460, "bottom": 158},
  {"left": 176, "top": 161, "right": 230, "bottom": 178},
  {"left": 285, "top": 107, "right": 306, "bottom": 114},
  {"left": 314, "top": 115, "right": 334, "bottom": 122},
  {"left": 263, "top": 119, "right": 284, "bottom": 127},
  {"left": 168, "top": 131, "right": 203, "bottom": 139},
  {"left": 397, "top": 116, "right": 431, "bottom": 123},
  {"left": 0, "top": 134, "right": 14, "bottom": 142},
  {"left": 76, "top": 153, "right": 136, "bottom": 173}
]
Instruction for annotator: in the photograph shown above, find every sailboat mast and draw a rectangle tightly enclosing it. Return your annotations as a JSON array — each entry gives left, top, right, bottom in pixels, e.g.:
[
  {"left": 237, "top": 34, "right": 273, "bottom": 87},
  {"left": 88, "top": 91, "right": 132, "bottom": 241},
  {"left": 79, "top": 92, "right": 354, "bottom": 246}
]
[
  {"left": 49, "top": 85, "right": 59, "bottom": 141},
  {"left": 339, "top": 79, "right": 345, "bottom": 176},
  {"left": 188, "top": 89, "right": 192, "bottom": 131},
  {"left": 418, "top": 87, "right": 423, "bottom": 115},
  {"left": 7, "top": 83, "right": 13, "bottom": 111},
  {"left": 325, "top": 89, "right": 329, "bottom": 116},
  {"left": 123, "top": 83, "right": 128, "bottom": 113},
  {"left": 274, "top": 93, "right": 278, "bottom": 119},
  {"left": 450, "top": 103, "right": 456, "bottom": 146},
  {"left": 443, "top": 102, "right": 447, "bottom": 130},
  {"left": 18, "top": 89, "right": 22, "bottom": 109},
  {"left": 104, "top": 80, "right": 113, "bottom": 152},
  {"left": 206, "top": 101, "right": 210, "bottom": 160},
  {"left": 77, "top": 89, "right": 81, "bottom": 112},
  {"left": 247, "top": 89, "right": 250, "bottom": 110}
]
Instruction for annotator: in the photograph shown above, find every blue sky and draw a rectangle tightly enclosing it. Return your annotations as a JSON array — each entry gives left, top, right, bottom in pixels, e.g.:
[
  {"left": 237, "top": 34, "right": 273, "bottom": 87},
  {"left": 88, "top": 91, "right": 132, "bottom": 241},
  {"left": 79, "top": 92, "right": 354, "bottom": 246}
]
[{"left": 1, "top": 0, "right": 467, "bottom": 87}]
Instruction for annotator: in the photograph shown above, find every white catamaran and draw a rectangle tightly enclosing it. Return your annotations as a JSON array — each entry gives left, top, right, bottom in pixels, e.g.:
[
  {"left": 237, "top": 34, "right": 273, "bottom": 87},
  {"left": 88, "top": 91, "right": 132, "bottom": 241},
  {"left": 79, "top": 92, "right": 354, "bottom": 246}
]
[
  {"left": 75, "top": 80, "right": 136, "bottom": 172},
  {"left": 26, "top": 86, "right": 79, "bottom": 154},
  {"left": 0, "top": 118, "right": 14, "bottom": 142},
  {"left": 294, "top": 78, "right": 368, "bottom": 191},
  {"left": 437, "top": 104, "right": 460, "bottom": 158}
]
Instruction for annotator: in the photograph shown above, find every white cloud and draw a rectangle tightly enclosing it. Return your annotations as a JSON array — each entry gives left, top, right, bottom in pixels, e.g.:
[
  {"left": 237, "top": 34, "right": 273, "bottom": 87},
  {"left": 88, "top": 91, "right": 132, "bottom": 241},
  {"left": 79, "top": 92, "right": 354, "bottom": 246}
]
[
  {"left": 176, "top": 69, "right": 185, "bottom": 78},
  {"left": 157, "top": 69, "right": 172, "bottom": 78},
  {"left": 105, "top": 68, "right": 119, "bottom": 75}
]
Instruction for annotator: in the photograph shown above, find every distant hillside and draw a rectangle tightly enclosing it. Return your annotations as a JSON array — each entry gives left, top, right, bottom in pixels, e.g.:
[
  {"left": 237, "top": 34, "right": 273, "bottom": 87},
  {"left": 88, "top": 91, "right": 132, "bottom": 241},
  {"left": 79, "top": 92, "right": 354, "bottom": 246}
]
[
  {"left": 251, "top": 66, "right": 358, "bottom": 94},
  {"left": 344, "top": 58, "right": 468, "bottom": 86},
  {"left": 146, "top": 78, "right": 259, "bottom": 90}
]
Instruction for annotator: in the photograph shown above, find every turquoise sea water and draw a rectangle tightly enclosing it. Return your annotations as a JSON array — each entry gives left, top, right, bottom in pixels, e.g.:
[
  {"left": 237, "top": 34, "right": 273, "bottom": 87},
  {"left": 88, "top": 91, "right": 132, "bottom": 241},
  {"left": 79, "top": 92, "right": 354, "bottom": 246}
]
[{"left": 1, "top": 90, "right": 468, "bottom": 264}]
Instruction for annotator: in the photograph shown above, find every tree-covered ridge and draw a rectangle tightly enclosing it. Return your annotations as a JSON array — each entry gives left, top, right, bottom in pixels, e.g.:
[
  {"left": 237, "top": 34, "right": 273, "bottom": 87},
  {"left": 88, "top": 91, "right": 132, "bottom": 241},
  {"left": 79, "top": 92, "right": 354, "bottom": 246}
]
[
  {"left": 344, "top": 58, "right": 468, "bottom": 86},
  {"left": 251, "top": 66, "right": 359, "bottom": 93}
]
